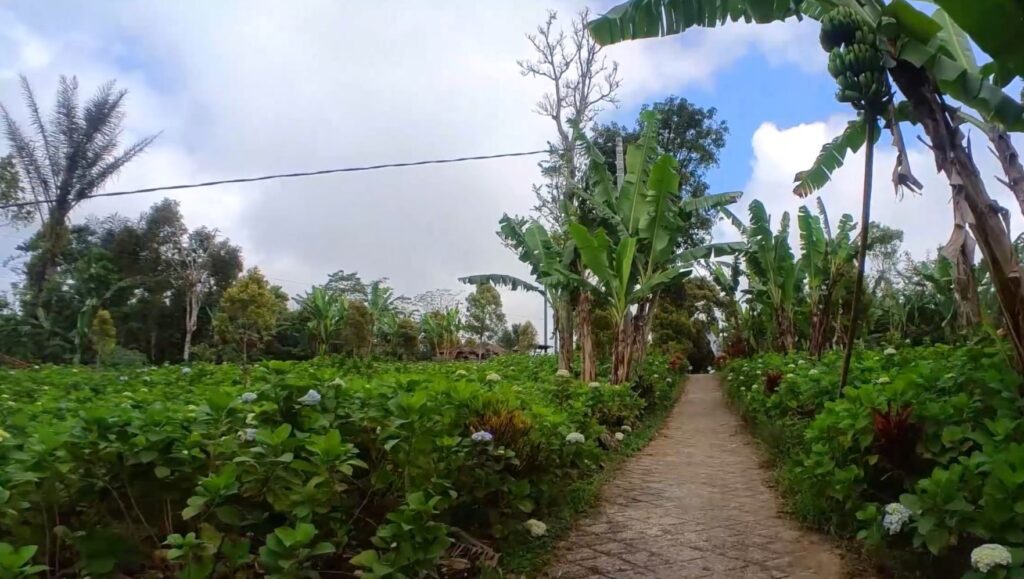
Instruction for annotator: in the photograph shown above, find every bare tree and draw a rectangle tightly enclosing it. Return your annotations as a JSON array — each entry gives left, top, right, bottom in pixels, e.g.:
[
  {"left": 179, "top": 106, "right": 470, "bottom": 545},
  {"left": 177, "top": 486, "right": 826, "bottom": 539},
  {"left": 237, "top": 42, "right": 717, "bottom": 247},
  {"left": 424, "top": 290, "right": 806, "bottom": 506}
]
[
  {"left": 518, "top": 9, "right": 621, "bottom": 228},
  {"left": 518, "top": 9, "right": 620, "bottom": 381},
  {"left": 172, "top": 228, "right": 219, "bottom": 362}
]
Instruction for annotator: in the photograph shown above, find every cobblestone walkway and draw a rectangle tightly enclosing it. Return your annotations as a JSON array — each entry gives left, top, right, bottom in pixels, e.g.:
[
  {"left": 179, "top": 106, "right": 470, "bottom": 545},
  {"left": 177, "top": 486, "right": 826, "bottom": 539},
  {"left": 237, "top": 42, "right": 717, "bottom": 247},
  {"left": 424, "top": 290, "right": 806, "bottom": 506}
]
[{"left": 544, "top": 374, "right": 850, "bottom": 579}]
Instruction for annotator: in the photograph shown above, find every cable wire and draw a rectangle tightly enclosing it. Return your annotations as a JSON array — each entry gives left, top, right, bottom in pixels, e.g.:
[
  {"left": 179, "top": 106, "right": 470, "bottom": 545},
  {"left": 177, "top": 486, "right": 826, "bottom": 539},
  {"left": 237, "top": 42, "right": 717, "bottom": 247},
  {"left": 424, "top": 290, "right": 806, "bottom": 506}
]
[{"left": 0, "top": 148, "right": 553, "bottom": 211}]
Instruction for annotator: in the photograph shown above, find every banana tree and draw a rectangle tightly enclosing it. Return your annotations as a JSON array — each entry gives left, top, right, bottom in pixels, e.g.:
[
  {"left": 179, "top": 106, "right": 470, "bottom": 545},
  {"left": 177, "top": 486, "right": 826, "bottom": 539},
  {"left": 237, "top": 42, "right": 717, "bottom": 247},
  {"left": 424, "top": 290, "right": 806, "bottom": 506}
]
[
  {"left": 296, "top": 286, "right": 346, "bottom": 357},
  {"left": 367, "top": 281, "right": 406, "bottom": 357},
  {"left": 495, "top": 215, "right": 580, "bottom": 371},
  {"left": 421, "top": 307, "right": 462, "bottom": 360},
  {"left": 798, "top": 200, "right": 857, "bottom": 357},
  {"left": 743, "top": 200, "right": 802, "bottom": 352},
  {"left": 572, "top": 113, "right": 743, "bottom": 382},
  {"left": 588, "top": 0, "right": 1024, "bottom": 378}
]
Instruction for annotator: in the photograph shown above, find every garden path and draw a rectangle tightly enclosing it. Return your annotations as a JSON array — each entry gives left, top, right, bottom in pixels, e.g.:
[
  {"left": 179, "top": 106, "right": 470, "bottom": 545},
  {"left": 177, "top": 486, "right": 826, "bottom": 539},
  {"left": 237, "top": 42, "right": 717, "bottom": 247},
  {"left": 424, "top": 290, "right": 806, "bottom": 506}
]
[{"left": 544, "top": 374, "right": 854, "bottom": 578}]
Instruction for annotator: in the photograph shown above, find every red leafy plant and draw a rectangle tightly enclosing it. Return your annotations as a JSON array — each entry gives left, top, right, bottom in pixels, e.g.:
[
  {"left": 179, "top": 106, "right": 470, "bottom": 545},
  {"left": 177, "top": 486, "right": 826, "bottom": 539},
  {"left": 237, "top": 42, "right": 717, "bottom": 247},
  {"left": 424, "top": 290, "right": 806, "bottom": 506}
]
[
  {"left": 872, "top": 404, "right": 921, "bottom": 473},
  {"left": 764, "top": 370, "right": 783, "bottom": 396}
]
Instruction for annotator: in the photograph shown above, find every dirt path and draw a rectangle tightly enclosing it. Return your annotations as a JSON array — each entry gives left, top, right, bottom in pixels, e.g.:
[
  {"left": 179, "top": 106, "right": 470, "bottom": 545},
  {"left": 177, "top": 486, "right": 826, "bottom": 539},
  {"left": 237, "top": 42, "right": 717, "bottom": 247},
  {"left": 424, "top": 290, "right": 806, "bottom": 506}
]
[{"left": 544, "top": 374, "right": 851, "bottom": 579}]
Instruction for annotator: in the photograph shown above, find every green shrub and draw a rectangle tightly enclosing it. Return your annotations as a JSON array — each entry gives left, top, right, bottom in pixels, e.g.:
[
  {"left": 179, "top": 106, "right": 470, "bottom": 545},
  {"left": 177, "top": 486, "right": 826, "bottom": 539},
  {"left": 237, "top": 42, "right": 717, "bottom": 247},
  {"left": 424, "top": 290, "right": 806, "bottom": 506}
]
[
  {"left": 0, "top": 353, "right": 684, "bottom": 577},
  {"left": 724, "top": 343, "right": 1024, "bottom": 577}
]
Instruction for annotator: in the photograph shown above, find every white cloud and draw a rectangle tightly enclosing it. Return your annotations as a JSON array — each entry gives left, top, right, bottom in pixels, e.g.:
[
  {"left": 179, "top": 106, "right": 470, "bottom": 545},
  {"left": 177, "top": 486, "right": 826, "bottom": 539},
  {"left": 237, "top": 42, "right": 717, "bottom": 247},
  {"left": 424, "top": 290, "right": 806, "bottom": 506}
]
[
  {"left": 719, "top": 117, "right": 1023, "bottom": 264},
  {"left": 0, "top": 1, "right": 827, "bottom": 339}
]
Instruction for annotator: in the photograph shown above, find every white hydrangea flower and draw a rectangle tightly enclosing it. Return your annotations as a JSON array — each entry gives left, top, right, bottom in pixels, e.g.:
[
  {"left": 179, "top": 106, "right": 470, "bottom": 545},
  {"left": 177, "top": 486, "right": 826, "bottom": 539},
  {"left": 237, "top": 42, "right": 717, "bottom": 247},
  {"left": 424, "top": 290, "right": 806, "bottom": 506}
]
[
  {"left": 971, "top": 544, "right": 1012, "bottom": 573},
  {"left": 119, "top": 376, "right": 128, "bottom": 382},
  {"left": 588, "top": 382, "right": 601, "bottom": 388},
  {"left": 877, "top": 376, "right": 891, "bottom": 384},
  {"left": 239, "top": 392, "right": 258, "bottom": 403},
  {"left": 556, "top": 369, "right": 571, "bottom": 378},
  {"left": 620, "top": 425, "right": 632, "bottom": 433},
  {"left": 881, "top": 503, "right": 911, "bottom": 535},
  {"left": 237, "top": 428, "right": 257, "bottom": 442},
  {"left": 614, "top": 432, "right": 625, "bottom": 441},
  {"left": 297, "top": 389, "right": 322, "bottom": 406},
  {"left": 523, "top": 519, "right": 547, "bottom": 537},
  {"left": 181, "top": 367, "right": 192, "bottom": 375},
  {"left": 565, "top": 432, "right": 585, "bottom": 444},
  {"left": 884, "top": 347, "right": 898, "bottom": 356},
  {"left": 809, "top": 369, "right": 819, "bottom": 375},
  {"left": 471, "top": 431, "right": 494, "bottom": 443},
  {"left": 485, "top": 373, "right": 501, "bottom": 382}
]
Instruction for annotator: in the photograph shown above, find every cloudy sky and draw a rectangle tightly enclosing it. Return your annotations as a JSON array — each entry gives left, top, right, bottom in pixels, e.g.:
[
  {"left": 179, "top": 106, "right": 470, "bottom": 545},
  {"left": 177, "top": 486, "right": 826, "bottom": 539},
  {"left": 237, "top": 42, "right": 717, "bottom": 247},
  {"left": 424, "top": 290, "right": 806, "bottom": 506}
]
[{"left": 0, "top": 1, "right": 1020, "bottom": 339}]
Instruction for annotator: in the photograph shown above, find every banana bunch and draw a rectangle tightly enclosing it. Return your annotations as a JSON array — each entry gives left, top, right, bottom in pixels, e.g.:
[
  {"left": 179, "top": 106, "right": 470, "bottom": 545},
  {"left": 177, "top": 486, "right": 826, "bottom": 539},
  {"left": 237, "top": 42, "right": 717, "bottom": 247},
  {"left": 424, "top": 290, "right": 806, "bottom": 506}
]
[
  {"left": 818, "top": 6, "right": 861, "bottom": 51},
  {"left": 819, "top": 7, "right": 889, "bottom": 112}
]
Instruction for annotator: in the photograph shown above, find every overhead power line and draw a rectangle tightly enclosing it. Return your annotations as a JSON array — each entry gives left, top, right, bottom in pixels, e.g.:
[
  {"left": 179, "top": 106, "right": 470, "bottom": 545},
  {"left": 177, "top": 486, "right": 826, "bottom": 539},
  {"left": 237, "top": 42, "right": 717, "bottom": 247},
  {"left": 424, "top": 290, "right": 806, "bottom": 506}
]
[{"left": 0, "top": 148, "right": 554, "bottom": 211}]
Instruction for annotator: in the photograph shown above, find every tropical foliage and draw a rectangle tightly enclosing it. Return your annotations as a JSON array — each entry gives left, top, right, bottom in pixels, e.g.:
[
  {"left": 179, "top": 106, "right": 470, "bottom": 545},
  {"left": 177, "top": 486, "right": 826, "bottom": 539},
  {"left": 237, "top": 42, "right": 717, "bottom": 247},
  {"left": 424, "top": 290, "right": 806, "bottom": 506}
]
[{"left": 0, "top": 353, "right": 684, "bottom": 577}]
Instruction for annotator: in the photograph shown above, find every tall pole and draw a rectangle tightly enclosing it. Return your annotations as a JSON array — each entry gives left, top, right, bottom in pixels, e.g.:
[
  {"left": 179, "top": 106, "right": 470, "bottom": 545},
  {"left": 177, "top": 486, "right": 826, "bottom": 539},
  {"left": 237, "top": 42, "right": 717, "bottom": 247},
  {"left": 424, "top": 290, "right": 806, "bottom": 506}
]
[
  {"left": 839, "top": 114, "right": 876, "bottom": 393},
  {"left": 543, "top": 296, "right": 549, "bottom": 352}
]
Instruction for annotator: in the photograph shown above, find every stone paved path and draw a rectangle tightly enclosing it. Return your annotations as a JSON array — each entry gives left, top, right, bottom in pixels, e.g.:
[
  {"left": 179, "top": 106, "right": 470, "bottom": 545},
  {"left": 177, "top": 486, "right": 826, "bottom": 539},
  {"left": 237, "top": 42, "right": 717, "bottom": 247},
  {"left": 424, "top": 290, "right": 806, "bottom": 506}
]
[{"left": 544, "top": 374, "right": 851, "bottom": 579}]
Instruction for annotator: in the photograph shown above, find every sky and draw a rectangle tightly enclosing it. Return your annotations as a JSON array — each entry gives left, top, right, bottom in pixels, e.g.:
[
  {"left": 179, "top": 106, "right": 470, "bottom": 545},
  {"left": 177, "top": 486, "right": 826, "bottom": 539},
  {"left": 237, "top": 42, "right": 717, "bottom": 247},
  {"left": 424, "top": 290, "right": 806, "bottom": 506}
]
[{"left": 0, "top": 1, "right": 1020, "bottom": 341}]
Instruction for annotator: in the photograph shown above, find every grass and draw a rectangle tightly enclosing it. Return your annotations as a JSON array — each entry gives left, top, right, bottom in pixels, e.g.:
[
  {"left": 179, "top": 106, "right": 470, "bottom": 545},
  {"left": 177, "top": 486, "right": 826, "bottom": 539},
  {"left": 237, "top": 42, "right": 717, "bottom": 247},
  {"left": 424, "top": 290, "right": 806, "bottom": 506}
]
[{"left": 497, "top": 379, "right": 685, "bottom": 575}]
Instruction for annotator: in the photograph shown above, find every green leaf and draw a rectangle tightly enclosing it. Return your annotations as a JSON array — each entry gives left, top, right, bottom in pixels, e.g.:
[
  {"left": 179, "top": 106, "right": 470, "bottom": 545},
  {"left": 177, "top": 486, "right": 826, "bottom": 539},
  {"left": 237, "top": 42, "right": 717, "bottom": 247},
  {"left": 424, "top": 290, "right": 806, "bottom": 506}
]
[
  {"left": 929, "top": 0, "right": 1024, "bottom": 82},
  {"left": 588, "top": 0, "right": 809, "bottom": 46},
  {"left": 932, "top": 7, "right": 975, "bottom": 71},
  {"left": 793, "top": 117, "right": 869, "bottom": 197},
  {"left": 350, "top": 549, "right": 379, "bottom": 567},
  {"left": 154, "top": 466, "right": 171, "bottom": 479},
  {"left": 457, "top": 274, "right": 542, "bottom": 294}
]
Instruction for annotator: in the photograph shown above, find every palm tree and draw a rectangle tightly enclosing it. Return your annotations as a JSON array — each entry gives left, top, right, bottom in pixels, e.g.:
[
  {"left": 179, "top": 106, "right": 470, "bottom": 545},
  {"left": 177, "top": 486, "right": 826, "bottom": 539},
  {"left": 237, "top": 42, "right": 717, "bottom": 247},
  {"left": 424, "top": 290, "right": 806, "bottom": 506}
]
[{"left": 1, "top": 75, "right": 159, "bottom": 299}]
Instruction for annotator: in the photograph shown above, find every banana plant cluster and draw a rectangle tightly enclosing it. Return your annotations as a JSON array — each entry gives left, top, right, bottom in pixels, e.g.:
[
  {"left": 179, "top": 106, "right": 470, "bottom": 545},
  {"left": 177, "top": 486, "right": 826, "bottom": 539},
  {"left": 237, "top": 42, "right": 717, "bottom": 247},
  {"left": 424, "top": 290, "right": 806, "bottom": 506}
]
[
  {"left": 494, "top": 215, "right": 579, "bottom": 371},
  {"left": 798, "top": 200, "right": 857, "bottom": 357},
  {"left": 741, "top": 200, "right": 802, "bottom": 353},
  {"left": 588, "top": 0, "right": 1024, "bottom": 379},
  {"left": 570, "top": 111, "right": 742, "bottom": 382}
]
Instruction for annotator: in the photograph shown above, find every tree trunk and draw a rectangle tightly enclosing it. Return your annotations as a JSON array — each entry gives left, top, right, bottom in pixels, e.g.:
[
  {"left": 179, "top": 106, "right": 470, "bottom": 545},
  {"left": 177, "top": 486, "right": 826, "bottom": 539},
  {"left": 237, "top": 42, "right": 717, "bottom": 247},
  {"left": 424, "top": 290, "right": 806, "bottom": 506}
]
[
  {"left": 989, "top": 127, "right": 1024, "bottom": 218},
  {"left": 775, "top": 308, "right": 796, "bottom": 353},
  {"left": 183, "top": 290, "right": 199, "bottom": 362},
  {"left": 611, "top": 311, "right": 633, "bottom": 384},
  {"left": 555, "top": 300, "right": 574, "bottom": 372},
  {"left": 942, "top": 189, "right": 982, "bottom": 330},
  {"left": 578, "top": 292, "right": 596, "bottom": 382},
  {"left": 628, "top": 295, "right": 658, "bottom": 379},
  {"left": 809, "top": 303, "right": 828, "bottom": 358},
  {"left": 839, "top": 113, "right": 877, "bottom": 392},
  {"left": 890, "top": 62, "right": 1024, "bottom": 372}
]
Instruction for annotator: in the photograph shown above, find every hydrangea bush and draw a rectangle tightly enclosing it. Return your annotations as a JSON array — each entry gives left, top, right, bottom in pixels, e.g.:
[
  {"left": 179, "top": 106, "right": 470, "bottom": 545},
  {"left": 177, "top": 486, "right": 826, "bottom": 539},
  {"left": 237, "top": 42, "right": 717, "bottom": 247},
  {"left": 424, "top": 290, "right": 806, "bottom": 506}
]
[
  {"left": 724, "top": 343, "right": 1024, "bottom": 577},
  {"left": 0, "top": 352, "right": 684, "bottom": 577}
]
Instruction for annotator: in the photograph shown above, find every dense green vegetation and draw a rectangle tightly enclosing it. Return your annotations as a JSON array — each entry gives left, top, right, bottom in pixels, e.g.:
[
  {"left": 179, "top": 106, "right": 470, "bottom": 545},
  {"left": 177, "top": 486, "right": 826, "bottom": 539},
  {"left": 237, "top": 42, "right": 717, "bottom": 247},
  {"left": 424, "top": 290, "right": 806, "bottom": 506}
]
[
  {"left": 0, "top": 354, "right": 683, "bottom": 577},
  {"left": 724, "top": 344, "right": 1024, "bottom": 577}
]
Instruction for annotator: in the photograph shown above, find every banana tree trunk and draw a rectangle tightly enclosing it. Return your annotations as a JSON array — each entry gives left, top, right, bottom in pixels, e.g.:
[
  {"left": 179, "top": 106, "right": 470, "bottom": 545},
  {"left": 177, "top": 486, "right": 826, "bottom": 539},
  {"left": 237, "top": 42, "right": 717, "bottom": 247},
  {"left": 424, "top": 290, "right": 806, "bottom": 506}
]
[
  {"left": 555, "top": 300, "right": 574, "bottom": 372},
  {"left": 989, "top": 127, "right": 1024, "bottom": 218},
  {"left": 891, "top": 62, "right": 1024, "bottom": 372},
  {"left": 942, "top": 189, "right": 982, "bottom": 330},
  {"left": 809, "top": 297, "right": 832, "bottom": 359},
  {"left": 775, "top": 308, "right": 796, "bottom": 353},
  {"left": 628, "top": 295, "right": 657, "bottom": 379},
  {"left": 611, "top": 311, "right": 633, "bottom": 384},
  {"left": 578, "top": 292, "right": 596, "bottom": 382}
]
